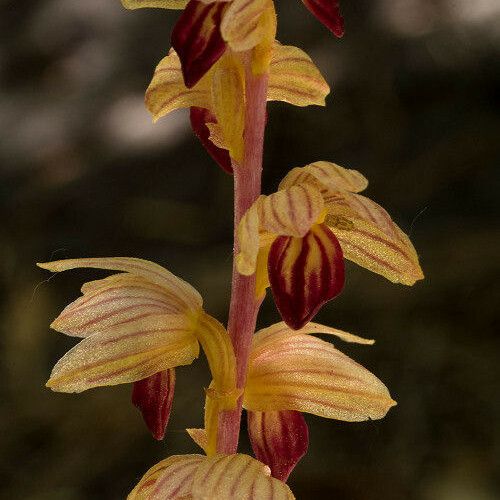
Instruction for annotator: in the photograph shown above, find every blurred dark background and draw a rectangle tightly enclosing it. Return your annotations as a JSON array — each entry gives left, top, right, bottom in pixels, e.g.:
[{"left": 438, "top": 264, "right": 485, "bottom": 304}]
[{"left": 1, "top": 1, "right": 499, "bottom": 498}]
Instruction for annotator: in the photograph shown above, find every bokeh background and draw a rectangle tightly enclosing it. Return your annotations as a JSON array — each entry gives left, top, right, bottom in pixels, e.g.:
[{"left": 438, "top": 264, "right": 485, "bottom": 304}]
[{"left": 1, "top": 0, "right": 499, "bottom": 498}]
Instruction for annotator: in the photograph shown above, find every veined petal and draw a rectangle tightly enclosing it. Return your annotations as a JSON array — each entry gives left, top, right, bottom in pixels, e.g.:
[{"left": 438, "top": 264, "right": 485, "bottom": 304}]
[
  {"left": 248, "top": 410, "right": 308, "bottom": 482},
  {"left": 37, "top": 257, "right": 202, "bottom": 313},
  {"left": 46, "top": 314, "right": 199, "bottom": 393},
  {"left": 171, "top": 0, "right": 227, "bottom": 88},
  {"left": 190, "top": 106, "right": 233, "bottom": 174},
  {"left": 128, "top": 454, "right": 205, "bottom": 500},
  {"left": 145, "top": 50, "right": 211, "bottom": 122},
  {"left": 301, "top": 0, "right": 344, "bottom": 37},
  {"left": 235, "top": 200, "right": 261, "bottom": 275},
  {"left": 132, "top": 369, "right": 176, "bottom": 440},
  {"left": 121, "top": 0, "right": 188, "bottom": 9},
  {"left": 258, "top": 184, "right": 324, "bottom": 237},
  {"left": 50, "top": 274, "right": 187, "bottom": 338},
  {"left": 279, "top": 161, "right": 368, "bottom": 194},
  {"left": 245, "top": 333, "right": 396, "bottom": 421},
  {"left": 190, "top": 454, "right": 294, "bottom": 499},
  {"left": 210, "top": 53, "right": 245, "bottom": 162},
  {"left": 268, "top": 223, "right": 345, "bottom": 330},
  {"left": 268, "top": 44, "right": 330, "bottom": 107},
  {"left": 130, "top": 454, "right": 294, "bottom": 499},
  {"left": 252, "top": 321, "right": 374, "bottom": 357},
  {"left": 220, "top": 0, "right": 269, "bottom": 52},
  {"left": 331, "top": 216, "right": 424, "bottom": 285}
]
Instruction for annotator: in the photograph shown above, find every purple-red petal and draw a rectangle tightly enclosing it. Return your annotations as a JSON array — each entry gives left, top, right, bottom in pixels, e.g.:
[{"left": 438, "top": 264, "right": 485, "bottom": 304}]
[
  {"left": 171, "top": 0, "right": 227, "bottom": 88},
  {"left": 247, "top": 410, "right": 309, "bottom": 482},
  {"left": 301, "top": 0, "right": 345, "bottom": 37},
  {"left": 132, "top": 369, "right": 176, "bottom": 440},
  {"left": 268, "top": 223, "right": 345, "bottom": 330},
  {"left": 190, "top": 107, "right": 233, "bottom": 174}
]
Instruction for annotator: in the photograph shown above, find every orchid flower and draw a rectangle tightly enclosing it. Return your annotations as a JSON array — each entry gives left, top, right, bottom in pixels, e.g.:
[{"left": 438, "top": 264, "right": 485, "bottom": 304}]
[
  {"left": 187, "top": 321, "right": 395, "bottom": 481},
  {"left": 128, "top": 452, "right": 294, "bottom": 499},
  {"left": 38, "top": 258, "right": 239, "bottom": 442},
  {"left": 145, "top": 41, "right": 329, "bottom": 172},
  {"left": 236, "top": 161, "right": 424, "bottom": 329},
  {"left": 122, "top": 0, "right": 343, "bottom": 86}
]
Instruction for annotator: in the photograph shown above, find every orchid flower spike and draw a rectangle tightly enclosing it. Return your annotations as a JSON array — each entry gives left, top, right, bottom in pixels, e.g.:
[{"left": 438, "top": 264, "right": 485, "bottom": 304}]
[
  {"left": 236, "top": 161, "right": 424, "bottom": 329},
  {"left": 37, "top": 257, "right": 238, "bottom": 441}
]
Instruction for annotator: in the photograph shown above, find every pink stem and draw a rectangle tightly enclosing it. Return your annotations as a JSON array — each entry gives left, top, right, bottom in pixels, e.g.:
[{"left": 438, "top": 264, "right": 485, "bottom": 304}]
[{"left": 217, "top": 63, "right": 269, "bottom": 454}]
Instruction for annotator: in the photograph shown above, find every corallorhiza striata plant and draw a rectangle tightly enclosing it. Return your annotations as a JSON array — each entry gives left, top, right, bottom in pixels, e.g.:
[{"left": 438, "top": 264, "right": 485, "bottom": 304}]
[{"left": 39, "top": 0, "right": 424, "bottom": 497}]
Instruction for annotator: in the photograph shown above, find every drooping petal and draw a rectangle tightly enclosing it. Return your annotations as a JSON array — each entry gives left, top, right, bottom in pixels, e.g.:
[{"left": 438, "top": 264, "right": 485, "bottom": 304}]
[
  {"left": 268, "top": 223, "right": 345, "bottom": 329},
  {"left": 330, "top": 216, "right": 424, "bottom": 285},
  {"left": 145, "top": 49, "right": 211, "bottom": 122},
  {"left": 37, "top": 257, "right": 202, "bottom": 313},
  {"left": 50, "top": 274, "right": 187, "bottom": 338},
  {"left": 128, "top": 454, "right": 205, "bottom": 500},
  {"left": 130, "top": 454, "right": 295, "bottom": 499},
  {"left": 301, "top": 0, "right": 344, "bottom": 38},
  {"left": 171, "top": 0, "right": 227, "bottom": 88},
  {"left": 132, "top": 369, "right": 176, "bottom": 440},
  {"left": 245, "top": 331, "right": 396, "bottom": 421},
  {"left": 121, "top": 0, "right": 188, "bottom": 9},
  {"left": 220, "top": 0, "right": 269, "bottom": 52},
  {"left": 46, "top": 314, "right": 199, "bottom": 393},
  {"left": 326, "top": 192, "right": 424, "bottom": 284},
  {"left": 190, "top": 106, "right": 233, "bottom": 174},
  {"left": 210, "top": 53, "right": 245, "bottom": 162},
  {"left": 279, "top": 161, "right": 368, "bottom": 194},
  {"left": 190, "top": 454, "right": 294, "bottom": 499},
  {"left": 268, "top": 44, "right": 330, "bottom": 107},
  {"left": 248, "top": 410, "right": 309, "bottom": 482}
]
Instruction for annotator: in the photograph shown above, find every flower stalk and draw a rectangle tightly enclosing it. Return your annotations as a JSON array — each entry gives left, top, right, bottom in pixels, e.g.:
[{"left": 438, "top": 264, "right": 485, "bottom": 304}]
[{"left": 217, "top": 58, "right": 269, "bottom": 454}]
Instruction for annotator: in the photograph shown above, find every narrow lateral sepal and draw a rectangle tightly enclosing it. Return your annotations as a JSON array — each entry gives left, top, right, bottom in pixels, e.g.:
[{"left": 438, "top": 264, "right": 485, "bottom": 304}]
[
  {"left": 268, "top": 223, "right": 345, "bottom": 330},
  {"left": 301, "top": 0, "right": 345, "bottom": 37},
  {"left": 248, "top": 410, "right": 309, "bottom": 482},
  {"left": 132, "top": 368, "right": 176, "bottom": 440},
  {"left": 171, "top": 0, "right": 227, "bottom": 88}
]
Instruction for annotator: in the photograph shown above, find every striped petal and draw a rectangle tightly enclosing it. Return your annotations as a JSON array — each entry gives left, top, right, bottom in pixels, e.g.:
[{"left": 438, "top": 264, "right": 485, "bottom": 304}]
[
  {"left": 49, "top": 274, "right": 188, "bottom": 338},
  {"left": 245, "top": 328, "right": 396, "bottom": 421},
  {"left": 190, "top": 106, "right": 232, "bottom": 174},
  {"left": 268, "top": 223, "right": 345, "bottom": 330},
  {"left": 190, "top": 454, "right": 294, "bottom": 499},
  {"left": 128, "top": 454, "right": 205, "bottom": 500},
  {"left": 37, "top": 257, "right": 202, "bottom": 312},
  {"left": 268, "top": 44, "right": 330, "bottom": 107},
  {"left": 121, "top": 0, "right": 188, "bottom": 9},
  {"left": 171, "top": 0, "right": 227, "bottom": 88},
  {"left": 145, "top": 49, "right": 211, "bottom": 122},
  {"left": 301, "top": 0, "right": 344, "bottom": 37},
  {"left": 130, "top": 453, "right": 294, "bottom": 499},
  {"left": 330, "top": 216, "right": 424, "bottom": 285},
  {"left": 46, "top": 314, "right": 199, "bottom": 393},
  {"left": 248, "top": 410, "right": 308, "bottom": 482},
  {"left": 279, "top": 161, "right": 368, "bottom": 194},
  {"left": 220, "top": 0, "right": 270, "bottom": 52},
  {"left": 132, "top": 369, "right": 176, "bottom": 440},
  {"left": 210, "top": 53, "right": 245, "bottom": 162}
]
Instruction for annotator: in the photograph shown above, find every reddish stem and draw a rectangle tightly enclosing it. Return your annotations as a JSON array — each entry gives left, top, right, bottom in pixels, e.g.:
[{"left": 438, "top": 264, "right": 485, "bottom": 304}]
[{"left": 217, "top": 63, "right": 269, "bottom": 454}]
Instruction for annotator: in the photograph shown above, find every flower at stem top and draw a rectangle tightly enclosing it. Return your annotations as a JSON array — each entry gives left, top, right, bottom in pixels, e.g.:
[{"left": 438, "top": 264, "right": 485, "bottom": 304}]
[
  {"left": 236, "top": 161, "right": 424, "bottom": 329},
  {"left": 122, "top": 0, "right": 343, "bottom": 87},
  {"left": 37, "top": 257, "right": 238, "bottom": 444},
  {"left": 145, "top": 41, "right": 330, "bottom": 172}
]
